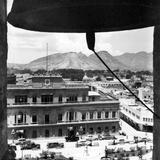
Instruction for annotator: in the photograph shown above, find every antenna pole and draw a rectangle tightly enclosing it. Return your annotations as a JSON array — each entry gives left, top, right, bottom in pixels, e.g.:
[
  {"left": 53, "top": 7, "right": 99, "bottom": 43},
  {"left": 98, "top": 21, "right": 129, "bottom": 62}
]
[{"left": 46, "top": 43, "right": 48, "bottom": 73}]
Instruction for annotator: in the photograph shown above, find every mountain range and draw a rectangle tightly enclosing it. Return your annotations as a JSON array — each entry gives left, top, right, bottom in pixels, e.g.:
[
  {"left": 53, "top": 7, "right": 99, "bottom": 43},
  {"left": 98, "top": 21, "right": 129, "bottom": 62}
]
[{"left": 8, "top": 51, "right": 153, "bottom": 71}]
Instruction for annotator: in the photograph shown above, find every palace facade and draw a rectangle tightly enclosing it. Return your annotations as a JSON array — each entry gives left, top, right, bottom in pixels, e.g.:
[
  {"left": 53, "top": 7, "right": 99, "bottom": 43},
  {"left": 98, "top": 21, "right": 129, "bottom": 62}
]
[{"left": 7, "top": 75, "right": 120, "bottom": 139}]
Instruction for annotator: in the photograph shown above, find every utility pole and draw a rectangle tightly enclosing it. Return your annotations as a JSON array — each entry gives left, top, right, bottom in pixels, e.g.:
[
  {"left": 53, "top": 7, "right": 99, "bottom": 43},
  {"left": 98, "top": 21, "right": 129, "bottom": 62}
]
[
  {"left": 0, "top": 0, "right": 8, "bottom": 160},
  {"left": 153, "top": 25, "right": 160, "bottom": 160}
]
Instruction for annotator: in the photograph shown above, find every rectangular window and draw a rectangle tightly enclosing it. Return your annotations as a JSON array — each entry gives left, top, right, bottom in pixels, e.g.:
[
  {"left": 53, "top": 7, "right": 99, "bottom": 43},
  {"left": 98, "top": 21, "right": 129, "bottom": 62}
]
[
  {"left": 112, "top": 126, "right": 116, "bottom": 132},
  {"left": 45, "top": 129, "right": 49, "bottom": 137},
  {"left": 14, "top": 115, "right": 16, "bottom": 124},
  {"left": 59, "top": 95, "right": 62, "bottom": 102},
  {"left": 90, "top": 112, "right": 93, "bottom": 119},
  {"left": 105, "top": 112, "right": 109, "bottom": 118},
  {"left": 112, "top": 111, "right": 116, "bottom": 118},
  {"left": 32, "top": 115, "right": 37, "bottom": 124},
  {"left": 32, "top": 130, "right": 37, "bottom": 138},
  {"left": 97, "top": 112, "right": 101, "bottom": 119},
  {"left": 58, "top": 114, "right": 62, "bottom": 121},
  {"left": 92, "top": 97, "right": 95, "bottom": 101},
  {"left": 15, "top": 95, "right": 27, "bottom": 104},
  {"left": 41, "top": 95, "right": 53, "bottom": 103},
  {"left": 24, "top": 114, "right": 26, "bottom": 123},
  {"left": 69, "top": 112, "right": 74, "bottom": 121},
  {"left": 32, "top": 96, "right": 37, "bottom": 103},
  {"left": 17, "top": 113, "right": 24, "bottom": 124},
  {"left": 82, "top": 95, "right": 86, "bottom": 101},
  {"left": 68, "top": 95, "right": 78, "bottom": 102},
  {"left": 82, "top": 113, "right": 86, "bottom": 121},
  {"left": 45, "top": 114, "right": 50, "bottom": 124}
]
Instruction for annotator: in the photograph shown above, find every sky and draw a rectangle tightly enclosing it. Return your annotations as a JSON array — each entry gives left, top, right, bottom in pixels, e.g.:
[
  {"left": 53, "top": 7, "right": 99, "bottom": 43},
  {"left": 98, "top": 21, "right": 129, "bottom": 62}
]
[{"left": 7, "top": 0, "right": 154, "bottom": 64}]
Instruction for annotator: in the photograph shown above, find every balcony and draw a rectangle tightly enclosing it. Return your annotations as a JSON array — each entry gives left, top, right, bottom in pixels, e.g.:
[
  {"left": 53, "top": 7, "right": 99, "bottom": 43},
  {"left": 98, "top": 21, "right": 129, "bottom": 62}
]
[
  {"left": 30, "top": 122, "right": 38, "bottom": 124},
  {"left": 13, "top": 122, "right": 28, "bottom": 126},
  {"left": 57, "top": 118, "right": 119, "bottom": 124},
  {"left": 13, "top": 102, "right": 29, "bottom": 105},
  {"left": 8, "top": 100, "right": 119, "bottom": 109}
]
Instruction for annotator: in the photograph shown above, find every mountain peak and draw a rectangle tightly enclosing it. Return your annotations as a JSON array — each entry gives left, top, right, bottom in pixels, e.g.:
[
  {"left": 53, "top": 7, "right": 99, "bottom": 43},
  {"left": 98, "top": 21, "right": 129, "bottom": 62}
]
[
  {"left": 115, "top": 51, "right": 152, "bottom": 71},
  {"left": 8, "top": 51, "right": 152, "bottom": 71}
]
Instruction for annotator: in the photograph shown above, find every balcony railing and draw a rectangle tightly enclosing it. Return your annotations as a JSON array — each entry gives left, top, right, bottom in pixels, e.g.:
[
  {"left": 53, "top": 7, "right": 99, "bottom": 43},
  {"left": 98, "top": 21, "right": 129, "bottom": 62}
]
[
  {"left": 13, "top": 102, "right": 29, "bottom": 105},
  {"left": 57, "top": 118, "right": 118, "bottom": 123},
  {"left": 30, "top": 122, "right": 38, "bottom": 124},
  {"left": 13, "top": 122, "right": 28, "bottom": 125}
]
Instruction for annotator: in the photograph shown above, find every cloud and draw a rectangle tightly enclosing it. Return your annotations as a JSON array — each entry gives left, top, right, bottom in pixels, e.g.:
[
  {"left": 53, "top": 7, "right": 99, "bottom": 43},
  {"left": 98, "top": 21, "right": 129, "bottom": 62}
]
[{"left": 7, "top": 9, "right": 153, "bottom": 65}]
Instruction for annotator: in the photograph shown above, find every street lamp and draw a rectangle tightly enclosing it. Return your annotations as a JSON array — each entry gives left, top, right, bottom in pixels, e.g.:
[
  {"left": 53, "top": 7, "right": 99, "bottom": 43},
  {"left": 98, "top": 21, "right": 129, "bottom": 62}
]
[
  {"left": 11, "top": 129, "right": 16, "bottom": 144},
  {"left": 145, "top": 123, "right": 148, "bottom": 138},
  {"left": 79, "top": 126, "right": 83, "bottom": 139}
]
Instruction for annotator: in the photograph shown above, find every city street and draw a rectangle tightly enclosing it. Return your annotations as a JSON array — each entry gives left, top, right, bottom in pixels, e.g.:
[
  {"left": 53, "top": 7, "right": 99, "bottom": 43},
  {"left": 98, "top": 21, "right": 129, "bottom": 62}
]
[{"left": 8, "top": 119, "right": 153, "bottom": 160}]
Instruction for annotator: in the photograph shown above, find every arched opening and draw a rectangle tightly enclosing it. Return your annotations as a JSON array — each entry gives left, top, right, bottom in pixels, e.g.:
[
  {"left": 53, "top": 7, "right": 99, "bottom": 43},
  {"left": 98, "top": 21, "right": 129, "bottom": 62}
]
[
  {"left": 32, "top": 130, "right": 37, "bottom": 138},
  {"left": 89, "top": 127, "right": 94, "bottom": 134},
  {"left": 45, "top": 129, "right": 50, "bottom": 137},
  {"left": 58, "top": 128, "right": 62, "bottom": 137},
  {"left": 97, "top": 127, "right": 102, "bottom": 134}
]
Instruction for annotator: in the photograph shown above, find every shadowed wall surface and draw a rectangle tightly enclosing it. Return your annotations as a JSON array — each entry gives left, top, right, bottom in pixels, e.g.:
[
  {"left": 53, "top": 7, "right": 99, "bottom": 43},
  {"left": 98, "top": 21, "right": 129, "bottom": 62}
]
[{"left": 0, "top": 0, "right": 8, "bottom": 160}]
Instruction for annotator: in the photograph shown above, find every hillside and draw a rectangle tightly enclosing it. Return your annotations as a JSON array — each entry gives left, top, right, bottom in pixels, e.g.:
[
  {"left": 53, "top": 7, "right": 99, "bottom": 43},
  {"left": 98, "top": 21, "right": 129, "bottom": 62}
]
[
  {"left": 24, "top": 51, "right": 128, "bottom": 71},
  {"left": 115, "top": 51, "right": 152, "bottom": 71},
  {"left": 7, "top": 51, "right": 153, "bottom": 71}
]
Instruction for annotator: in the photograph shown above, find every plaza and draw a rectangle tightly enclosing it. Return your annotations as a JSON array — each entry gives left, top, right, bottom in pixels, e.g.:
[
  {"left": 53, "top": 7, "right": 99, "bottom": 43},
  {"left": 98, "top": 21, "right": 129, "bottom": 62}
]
[{"left": 9, "top": 120, "right": 153, "bottom": 160}]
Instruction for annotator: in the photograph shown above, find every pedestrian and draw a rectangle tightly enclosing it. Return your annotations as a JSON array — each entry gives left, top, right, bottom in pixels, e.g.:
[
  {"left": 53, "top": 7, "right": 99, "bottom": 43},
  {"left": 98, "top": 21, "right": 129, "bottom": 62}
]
[
  {"left": 144, "top": 140, "right": 146, "bottom": 145},
  {"left": 85, "top": 145, "right": 89, "bottom": 156}
]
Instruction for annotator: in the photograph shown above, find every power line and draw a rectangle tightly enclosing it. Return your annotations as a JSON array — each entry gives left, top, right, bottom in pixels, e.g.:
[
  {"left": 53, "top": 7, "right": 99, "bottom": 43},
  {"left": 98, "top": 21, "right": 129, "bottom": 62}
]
[{"left": 86, "top": 31, "right": 160, "bottom": 120}]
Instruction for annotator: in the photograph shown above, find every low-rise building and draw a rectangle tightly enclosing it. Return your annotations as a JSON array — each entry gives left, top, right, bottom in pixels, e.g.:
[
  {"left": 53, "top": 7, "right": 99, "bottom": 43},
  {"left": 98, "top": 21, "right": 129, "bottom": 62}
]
[{"left": 120, "top": 98, "right": 153, "bottom": 132}]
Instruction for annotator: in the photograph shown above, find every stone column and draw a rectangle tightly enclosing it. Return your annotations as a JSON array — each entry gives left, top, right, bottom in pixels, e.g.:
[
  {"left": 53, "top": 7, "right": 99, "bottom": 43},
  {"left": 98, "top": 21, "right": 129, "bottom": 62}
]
[
  {"left": 153, "top": 26, "right": 160, "bottom": 160},
  {"left": 0, "top": 0, "right": 8, "bottom": 160}
]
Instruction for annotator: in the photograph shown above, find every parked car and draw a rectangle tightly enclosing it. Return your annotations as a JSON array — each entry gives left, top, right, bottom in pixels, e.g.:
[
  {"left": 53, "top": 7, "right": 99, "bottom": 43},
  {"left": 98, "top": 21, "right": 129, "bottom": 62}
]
[
  {"left": 21, "top": 141, "right": 40, "bottom": 150},
  {"left": 92, "top": 141, "right": 99, "bottom": 147},
  {"left": 15, "top": 138, "right": 26, "bottom": 145},
  {"left": 65, "top": 136, "right": 79, "bottom": 142},
  {"left": 118, "top": 138, "right": 125, "bottom": 144},
  {"left": 119, "top": 131, "right": 126, "bottom": 136},
  {"left": 139, "top": 137, "right": 152, "bottom": 143},
  {"left": 100, "top": 134, "right": 116, "bottom": 140},
  {"left": 85, "top": 135, "right": 98, "bottom": 141},
  {"left": 75, "top": 140, "right": 87, "bottom": 147},
  {"left": 47, "top": 142, "right": 64, "bottom": 149},
  {"left": 75, "top": 139, "right": 94, "bottom": 147},
  {"left": 8, "top": 144, "right": 17, "bottom": 151},
  {"left": 101, "top": 157, "right": 111, "bottom": 160}
]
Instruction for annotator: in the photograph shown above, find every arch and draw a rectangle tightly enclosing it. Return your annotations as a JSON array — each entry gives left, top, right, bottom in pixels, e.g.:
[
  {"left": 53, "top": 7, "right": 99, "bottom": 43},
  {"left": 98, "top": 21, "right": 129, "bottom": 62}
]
[
  {"left": 86, "top": 112, "right": 90, "bottom": 120},
  {"left": 32, "top": 130, "right": 37, "bottom": 138},
  {"left": 105, "top": 126, "right": 109, "bottom": 133},
  {"left": 89, "top": 127, "right": 94, "bottom": 134},
  {"left": 97, "top": 127, "right": 102, "bottom": 133},
  {"left": 45, "top": 129, "right": 49, "bottom": 137},
  {"left": 58, "top": 128, "right": 62, "bottom": 136}
]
